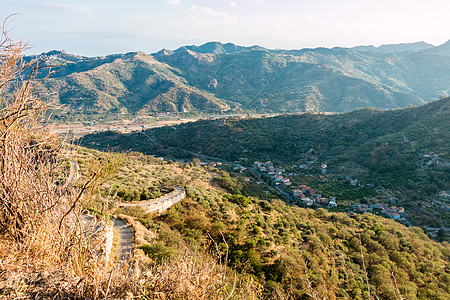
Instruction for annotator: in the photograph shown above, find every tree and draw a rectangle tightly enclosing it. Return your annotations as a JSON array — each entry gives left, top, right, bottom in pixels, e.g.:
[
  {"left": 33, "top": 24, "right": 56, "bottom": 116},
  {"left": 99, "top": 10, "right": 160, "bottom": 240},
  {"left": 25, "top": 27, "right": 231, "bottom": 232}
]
[{"left": 193, "top": 157, "right": 201, "bottom": 166}]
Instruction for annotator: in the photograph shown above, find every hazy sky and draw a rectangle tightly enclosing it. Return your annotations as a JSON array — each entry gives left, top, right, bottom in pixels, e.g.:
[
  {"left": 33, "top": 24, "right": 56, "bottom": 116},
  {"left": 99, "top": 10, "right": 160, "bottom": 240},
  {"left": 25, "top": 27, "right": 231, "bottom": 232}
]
[{"left": 2, "top": 0, "right": 450, "bottom": 56}]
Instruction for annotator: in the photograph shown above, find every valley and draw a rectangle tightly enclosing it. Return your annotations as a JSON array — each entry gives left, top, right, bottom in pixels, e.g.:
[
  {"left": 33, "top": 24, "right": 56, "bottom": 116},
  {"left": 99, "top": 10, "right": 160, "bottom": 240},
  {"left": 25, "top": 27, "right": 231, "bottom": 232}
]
[
  {"left": 80, "top": 97, "right": 450, "bottom": 238},
  {"left": 2, "top": 34, "right": 450, "bottom": 299}
]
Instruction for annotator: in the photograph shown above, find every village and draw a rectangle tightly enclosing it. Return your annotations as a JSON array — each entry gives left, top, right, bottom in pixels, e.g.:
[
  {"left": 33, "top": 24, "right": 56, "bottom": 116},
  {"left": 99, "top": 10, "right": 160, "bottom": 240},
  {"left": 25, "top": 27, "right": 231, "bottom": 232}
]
[
  {"left": 422, "top": 153, "right": 450, "bottom": 168},
  {"left": 432, "top": 190, "right": 450, "bottom": 211},
  {"left": 249, "top": 160, "right": 412, "bottom": 222},
  {"left": 350, "top": 203, "right": 405, "bottom": 220},
  {"left": 137, "top": 145, "right": 440, "bottom": 227},
  {"left": 252, "top": 161, "right": 338, "bottom": 208}
]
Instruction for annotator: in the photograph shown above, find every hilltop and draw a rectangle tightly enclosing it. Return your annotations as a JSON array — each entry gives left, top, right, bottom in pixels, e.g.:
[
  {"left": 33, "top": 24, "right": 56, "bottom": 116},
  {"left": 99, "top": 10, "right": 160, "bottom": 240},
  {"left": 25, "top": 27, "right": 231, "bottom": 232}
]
[
  {"left": 28, "top": 40, "right": 450, "bottom": 121},
  {"left": 352, "top": 41, "right": 434, "bottom": 54}
]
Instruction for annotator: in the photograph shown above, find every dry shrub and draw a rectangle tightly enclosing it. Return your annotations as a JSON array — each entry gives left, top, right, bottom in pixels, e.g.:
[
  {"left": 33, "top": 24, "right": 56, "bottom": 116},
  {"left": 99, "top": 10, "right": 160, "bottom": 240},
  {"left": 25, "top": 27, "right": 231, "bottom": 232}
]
[
  {"left": 138, "top": 245, "right": 262, "bottom": 299},
  {"left": 0, "top": 24, "right": 127, "bottom": 299}
]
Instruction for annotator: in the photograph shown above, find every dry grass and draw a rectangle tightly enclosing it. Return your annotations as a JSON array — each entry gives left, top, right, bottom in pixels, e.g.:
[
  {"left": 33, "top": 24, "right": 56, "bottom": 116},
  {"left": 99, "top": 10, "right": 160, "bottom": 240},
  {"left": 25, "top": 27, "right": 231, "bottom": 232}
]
[
  {"left": 0, "top": 24, "right": 129, "bottom": 299},
  {"left": 137, "top": 245, "right": 263, "bottom": 300}
]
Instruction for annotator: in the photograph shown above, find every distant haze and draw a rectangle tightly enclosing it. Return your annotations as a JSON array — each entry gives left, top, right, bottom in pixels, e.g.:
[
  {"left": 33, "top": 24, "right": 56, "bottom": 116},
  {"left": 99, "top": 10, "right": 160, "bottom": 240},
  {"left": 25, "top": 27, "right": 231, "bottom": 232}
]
[{"left": 2, "top": 0, "right": 450, "bottom": 56}]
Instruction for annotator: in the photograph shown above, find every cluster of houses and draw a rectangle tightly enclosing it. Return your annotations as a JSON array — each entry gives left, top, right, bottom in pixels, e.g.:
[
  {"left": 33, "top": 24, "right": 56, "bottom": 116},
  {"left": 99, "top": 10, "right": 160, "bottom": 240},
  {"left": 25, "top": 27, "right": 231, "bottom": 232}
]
[
  {"left": 292, "top": 185, "right": 337, "bottom": 207},
  {"left": 298, "top": 161, "right": 328, "bottom": 174},
  {"left": 253, "top": 161, "right": 292, "bottom": 186},
  {"left": 351, "top": 203, "right": 405, "bottom": 219},
  {"left": 253, "top": 161, "right": 338, "bottom": 207},
  {"left": 432, "top": 190, "right": 450, "bottom": 211},
  {"left": 423, "top": 154, "right": 450, "bottom": 168}
]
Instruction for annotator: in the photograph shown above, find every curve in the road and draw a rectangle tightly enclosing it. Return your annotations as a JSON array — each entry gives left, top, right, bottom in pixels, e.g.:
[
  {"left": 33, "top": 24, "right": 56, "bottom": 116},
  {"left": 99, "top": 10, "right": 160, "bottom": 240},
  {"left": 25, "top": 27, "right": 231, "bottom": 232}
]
[
  {"left": 119, "top": 186, "right": 186, "bottom": 214},
  {"left": 111, "top": 186, "right": 186, "bottom": 265},
  {"left": 70, "top": 156, "right": 186, "bottom": 266}
]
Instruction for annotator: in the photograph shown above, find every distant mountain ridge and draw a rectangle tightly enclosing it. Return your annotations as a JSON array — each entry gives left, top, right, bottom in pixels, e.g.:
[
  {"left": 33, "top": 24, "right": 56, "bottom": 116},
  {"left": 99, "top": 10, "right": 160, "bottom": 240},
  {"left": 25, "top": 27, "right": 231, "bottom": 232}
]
[
  {"left": 173, "top": 41, "right": 265, "bottom": 54},
  {"left": 352, "top": 41, "right": 435, "bottom": 54},
  {"left": 28, "top": 40, "right": 450, "bottom": 120},
  {"left": 424, "top": 39, "right": 450, "bottom": 56}
]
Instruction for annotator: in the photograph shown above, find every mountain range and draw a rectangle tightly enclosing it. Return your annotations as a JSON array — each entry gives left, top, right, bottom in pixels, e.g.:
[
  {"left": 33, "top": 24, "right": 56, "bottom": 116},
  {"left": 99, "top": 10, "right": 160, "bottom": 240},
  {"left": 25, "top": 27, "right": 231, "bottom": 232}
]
[{"left": 31, "top": 40, "right": 450, "bottom": 120}]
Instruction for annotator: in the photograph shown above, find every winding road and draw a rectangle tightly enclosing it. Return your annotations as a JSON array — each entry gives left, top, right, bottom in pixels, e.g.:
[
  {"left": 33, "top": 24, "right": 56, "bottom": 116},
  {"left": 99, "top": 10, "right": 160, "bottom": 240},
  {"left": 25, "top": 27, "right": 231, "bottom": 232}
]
[
  {"left": 111, "top": 186, "right": 186, "bottom": 264},
  {"left": 67, "top": 156, "right": 185, "bottom": 265}
]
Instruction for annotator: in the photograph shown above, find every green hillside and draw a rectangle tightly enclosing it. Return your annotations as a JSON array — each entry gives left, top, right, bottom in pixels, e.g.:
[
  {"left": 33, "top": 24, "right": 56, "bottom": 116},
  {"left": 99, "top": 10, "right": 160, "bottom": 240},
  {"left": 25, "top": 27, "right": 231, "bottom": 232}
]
[
  {"left": 159, "top": 184, "right": 450, "bottom": 299},
  {"left": 91, "top": 149, "right": 450, "bottom": 299},
  {"left": 80, "top": 98, "right": 450, "bottom": 227}
]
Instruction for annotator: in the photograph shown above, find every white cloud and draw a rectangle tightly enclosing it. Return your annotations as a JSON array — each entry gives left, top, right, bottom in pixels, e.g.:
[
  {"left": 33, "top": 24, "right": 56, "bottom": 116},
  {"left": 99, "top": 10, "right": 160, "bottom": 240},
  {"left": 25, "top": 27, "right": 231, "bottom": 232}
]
[
  {"left": 190, "top": 5, "right": 237, "bottom": 24},
  {"left": 230, "top": 1, "right": 238, "bottom": 7},
  {"left": 165, "top": 0, "right": 181, "bottom": 6},
  {"left": 43, "top": 2, "right": 92, "bottom": 14}
]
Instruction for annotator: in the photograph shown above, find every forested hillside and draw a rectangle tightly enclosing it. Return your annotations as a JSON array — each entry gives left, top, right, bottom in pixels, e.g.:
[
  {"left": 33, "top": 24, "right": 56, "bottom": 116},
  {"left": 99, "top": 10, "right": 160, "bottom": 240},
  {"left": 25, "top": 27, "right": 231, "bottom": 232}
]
[
  {"left": 140, "top": 97, "right": 449, "bottom": 160},
  {"left": 88, "top": 149, "right": 450, "bottom": 299},
  {"left": 81, "top": 98, "right": 450, "bottom": 227}
]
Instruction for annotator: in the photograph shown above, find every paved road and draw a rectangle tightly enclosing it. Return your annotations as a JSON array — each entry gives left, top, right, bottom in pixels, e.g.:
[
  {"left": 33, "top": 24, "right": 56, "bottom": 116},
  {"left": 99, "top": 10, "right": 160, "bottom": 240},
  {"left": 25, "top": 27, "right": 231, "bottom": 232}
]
[
  {"left": 423, "top": 226, "right": 450, "bottom": 231},
  {"left": 69, "top": 156, "right": 133, "bottom": 265},
  {"left": 244, "top": 165, "right": 293, "bottom": 201},
  {"left": 66, "top": 159, "right": 79, "bottom": 186},
  {"left": 112, "top": 218, "right": 133, "bottom": 263},
  {"left": 112, "top": 186, "right": 185, "bottom": 265},
  {"left": 119, "top": 186, "right": 185, "bottom": 213},
  {"left": 63, "top": 151, "right": 79, "bottom": 189},
  {"left": 422, "top": 208, "right": 450, "bottom": 232},
  {"left": 70, "top": 154, "right": 185, "bottom": 265}
]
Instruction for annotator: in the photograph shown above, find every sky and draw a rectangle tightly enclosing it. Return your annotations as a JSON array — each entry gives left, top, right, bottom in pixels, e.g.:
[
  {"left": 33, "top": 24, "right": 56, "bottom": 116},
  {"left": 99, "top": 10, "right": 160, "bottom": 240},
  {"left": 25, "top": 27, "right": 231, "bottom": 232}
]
[{"left": 2, "top": 0, "right": 450, "bottom": 56}]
